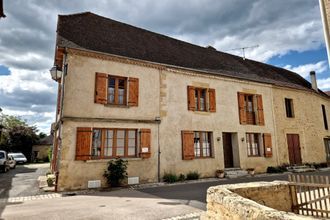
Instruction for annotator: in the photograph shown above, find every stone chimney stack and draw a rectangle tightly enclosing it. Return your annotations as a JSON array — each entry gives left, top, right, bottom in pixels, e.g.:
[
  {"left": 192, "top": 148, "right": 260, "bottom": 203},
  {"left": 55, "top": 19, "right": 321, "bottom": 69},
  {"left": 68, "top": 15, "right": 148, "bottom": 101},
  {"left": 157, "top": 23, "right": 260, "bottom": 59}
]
[{"left": 310, "top": 71, "right": 318, "bottom": 91}]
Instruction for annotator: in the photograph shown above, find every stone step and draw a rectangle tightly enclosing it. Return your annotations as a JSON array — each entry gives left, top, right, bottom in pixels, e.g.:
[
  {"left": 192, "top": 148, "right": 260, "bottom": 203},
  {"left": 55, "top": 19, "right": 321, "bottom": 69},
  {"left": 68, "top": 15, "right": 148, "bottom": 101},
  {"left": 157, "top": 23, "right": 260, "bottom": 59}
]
[
  {"left": 224, "top": 169, "right": 248, "bottom": 178},
  {"left": 287, "top": 165, "right": 316, "bottom": 173}
]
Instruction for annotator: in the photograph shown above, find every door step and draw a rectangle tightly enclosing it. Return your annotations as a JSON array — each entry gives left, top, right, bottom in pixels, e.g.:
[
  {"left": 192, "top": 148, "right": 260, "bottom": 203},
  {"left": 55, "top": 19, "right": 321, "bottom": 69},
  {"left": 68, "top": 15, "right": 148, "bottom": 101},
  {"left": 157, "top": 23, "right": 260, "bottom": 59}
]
[
  {"left": 224, "top": 168, "right": 248, "bottom": 178},
  {"left": 287, "top": 165, "right": 316, "bottom": 173}
]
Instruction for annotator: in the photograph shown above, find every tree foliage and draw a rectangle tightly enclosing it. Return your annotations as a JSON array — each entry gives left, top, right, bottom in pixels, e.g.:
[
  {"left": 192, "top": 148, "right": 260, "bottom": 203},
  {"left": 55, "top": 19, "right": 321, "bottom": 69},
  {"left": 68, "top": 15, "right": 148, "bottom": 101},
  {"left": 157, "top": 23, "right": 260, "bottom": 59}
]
[{"left": 0, "top": 113, "right": 39, "bottom": 162}]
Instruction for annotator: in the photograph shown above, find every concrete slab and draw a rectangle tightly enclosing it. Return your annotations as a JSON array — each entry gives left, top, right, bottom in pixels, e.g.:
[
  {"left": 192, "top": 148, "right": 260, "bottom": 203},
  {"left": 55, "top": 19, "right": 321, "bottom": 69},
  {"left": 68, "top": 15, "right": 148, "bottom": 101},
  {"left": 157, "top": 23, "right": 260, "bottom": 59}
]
[{"left": 1, "top": 189, "right": 201, "bottom": 220}]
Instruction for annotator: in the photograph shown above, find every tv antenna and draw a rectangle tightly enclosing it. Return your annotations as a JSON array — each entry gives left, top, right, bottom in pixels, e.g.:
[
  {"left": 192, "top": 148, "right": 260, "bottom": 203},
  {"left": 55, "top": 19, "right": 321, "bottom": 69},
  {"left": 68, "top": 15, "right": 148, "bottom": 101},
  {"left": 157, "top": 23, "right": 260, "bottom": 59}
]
[{"left": 227, "top": 45, "right": 259, "bottom": 60}]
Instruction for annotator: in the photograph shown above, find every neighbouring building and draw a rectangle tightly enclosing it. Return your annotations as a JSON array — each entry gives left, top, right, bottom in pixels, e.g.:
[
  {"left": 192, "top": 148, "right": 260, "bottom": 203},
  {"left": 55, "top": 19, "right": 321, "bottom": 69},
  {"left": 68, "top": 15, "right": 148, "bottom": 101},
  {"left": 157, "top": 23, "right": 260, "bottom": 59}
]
[
  {"left": 51, "top": 12, "right": 330, "bottom": 191},
  {"left": 32, "top": 135, "right": 52, "bottom": 162}
]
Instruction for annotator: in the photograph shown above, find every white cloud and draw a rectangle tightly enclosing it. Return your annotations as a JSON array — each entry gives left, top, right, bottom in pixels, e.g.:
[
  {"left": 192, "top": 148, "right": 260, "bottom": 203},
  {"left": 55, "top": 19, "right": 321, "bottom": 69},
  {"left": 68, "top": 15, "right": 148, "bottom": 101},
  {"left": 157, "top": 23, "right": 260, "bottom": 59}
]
[
  {"left": 317, "top": 78, "right": 330, "bottom": 90},
  {"left": 283, "top": 61, "right": 328, "bottom": 78}
]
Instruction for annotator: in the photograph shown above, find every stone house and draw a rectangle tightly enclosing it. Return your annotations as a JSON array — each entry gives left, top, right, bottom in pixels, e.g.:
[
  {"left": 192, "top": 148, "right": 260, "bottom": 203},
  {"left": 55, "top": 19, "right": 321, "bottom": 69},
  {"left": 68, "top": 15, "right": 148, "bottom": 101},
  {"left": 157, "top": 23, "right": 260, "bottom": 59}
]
[
  {"left": 51, "top": 12, "right": 330, "bottom": 191},
  {"left": 32, "top": 135, "right": 52, "bottom": 162}
]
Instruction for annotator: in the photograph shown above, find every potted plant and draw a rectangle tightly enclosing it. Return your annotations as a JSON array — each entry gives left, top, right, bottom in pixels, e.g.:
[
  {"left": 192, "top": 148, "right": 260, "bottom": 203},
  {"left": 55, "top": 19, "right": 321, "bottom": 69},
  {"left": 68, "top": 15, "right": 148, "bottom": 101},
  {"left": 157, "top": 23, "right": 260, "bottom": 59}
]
[
  {"left": 215, "top": 169, "right": 225, "bottom": 178},
  {"left": 246, "top": 168, "right": 255, "bottom": 176}
]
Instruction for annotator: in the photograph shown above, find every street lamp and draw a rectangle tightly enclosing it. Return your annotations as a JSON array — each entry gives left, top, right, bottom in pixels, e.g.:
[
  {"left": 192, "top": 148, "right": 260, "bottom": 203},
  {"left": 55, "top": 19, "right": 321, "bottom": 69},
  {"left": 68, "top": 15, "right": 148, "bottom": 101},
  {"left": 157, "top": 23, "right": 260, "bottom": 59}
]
[{"left": 49, "top": 65, "right": 62, "bottom": 81}]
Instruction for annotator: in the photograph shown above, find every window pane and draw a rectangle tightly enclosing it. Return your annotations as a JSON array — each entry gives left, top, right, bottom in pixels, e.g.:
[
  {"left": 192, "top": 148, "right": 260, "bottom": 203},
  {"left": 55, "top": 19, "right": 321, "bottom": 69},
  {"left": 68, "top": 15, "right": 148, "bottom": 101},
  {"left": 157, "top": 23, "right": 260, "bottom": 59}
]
[
  {"left": 104, "top": 130, "right": 113, "bottom": 157},
  {"left": 195, "top": 90, "right": 198, "bottom": 111},
  {"left": 108, "top": 88, "right": 115, "bottom": 103},
  {"left": 128, "top": 130, "right": 135, "bottom": 138},
  {"left": 194, "top": 132, "right": 200, "bottom": 157},
  {"left": 128, "top": 139, "right": 135, "bottom": 147},
  {"left": 117, "top": 130, "right": 125, "bottom": 138},
  {"left": 118, "top": 89, "right": 124, "bottom": 104},
  {"left": 128, "top": 147, "right": 136, "bottom": 156},
  {"left": 116, "top": 147, "right": 124, "bottom": 156},
  {"left": 92, "top": 129, "right": 102, "bottom": 157},
  {"left": 117, "top": 138, "right": 124, "bottom": 147},
  {"left": 200, "top": 90, "right": 206, "bottom": 111},
  {"left": 202, "top": 132, "right": 211, "bottom": 157}
]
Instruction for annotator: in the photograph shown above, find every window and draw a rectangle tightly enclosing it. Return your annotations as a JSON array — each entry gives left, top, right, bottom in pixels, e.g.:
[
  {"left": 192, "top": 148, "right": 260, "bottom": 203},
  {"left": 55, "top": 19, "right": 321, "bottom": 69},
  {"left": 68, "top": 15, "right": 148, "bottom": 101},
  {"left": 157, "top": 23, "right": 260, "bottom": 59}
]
[
  {"left": 92, "top": 129, "right": 137, "bottom": 158},
  {"left": 107, "top": 76, "right": 127, "bottom": 105},
  {"left": 322, "top": 105, "right": 328, "bottom": 130},
  {"left": 194, "top": 88, "right": 207, "bottom": 111},
  {"left": 193, "top": 131, "right": 212, "bottom": 158},
  {"left": 246, "top": 133, "right": 260, "bottom": 156},
  {"left": 238, "top": 92, "right": 264, "bottom": 125},
  {"left": 285, "top": 98, "right": 294, "bottom": 118}
]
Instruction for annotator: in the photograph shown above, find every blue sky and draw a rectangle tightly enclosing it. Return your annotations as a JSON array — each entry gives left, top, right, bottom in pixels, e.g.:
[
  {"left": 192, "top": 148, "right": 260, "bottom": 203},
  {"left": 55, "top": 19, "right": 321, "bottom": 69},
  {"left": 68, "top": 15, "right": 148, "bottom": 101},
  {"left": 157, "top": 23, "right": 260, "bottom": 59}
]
[{"left": 0, "top": 0, "right": 328, "bottom": 133}]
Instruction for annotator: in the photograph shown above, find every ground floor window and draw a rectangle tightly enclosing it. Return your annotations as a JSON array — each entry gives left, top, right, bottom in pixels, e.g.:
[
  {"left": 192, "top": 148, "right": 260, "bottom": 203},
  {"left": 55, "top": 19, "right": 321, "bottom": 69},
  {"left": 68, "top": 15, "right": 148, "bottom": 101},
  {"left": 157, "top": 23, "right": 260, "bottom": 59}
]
[
  {"left": 194, "top": 131, "right": 212, "bottom": 158},
  {"left": 246, "top": 133, "right": 260, "bottom": 156},
  {"left": 92, "top": 128, "right": 137, "bottom": 158}
]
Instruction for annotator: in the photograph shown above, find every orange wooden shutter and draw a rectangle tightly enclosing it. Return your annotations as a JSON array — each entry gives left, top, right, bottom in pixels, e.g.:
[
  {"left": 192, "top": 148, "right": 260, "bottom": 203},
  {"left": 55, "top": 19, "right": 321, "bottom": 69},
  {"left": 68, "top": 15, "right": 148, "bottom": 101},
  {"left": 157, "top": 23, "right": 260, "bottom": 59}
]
[
  {"left": 76, "top": 127, "right": 92, "bottom": 160},
  {"left": 94, "top": 72, "right": 108, "bottom": 104},
  {"left": 209, "top": 88, "right": 216, "bottom": 112},
  {"left": 181, "top": 131, "right": 195, "bottom": 160},
  {"left": 140, "top": 129, "right": 151, "bottom": 158},
  {"left": 263, "top": 133, "right": 272, "bottom": 157},
  {"left": 256, "top": 94, "right": 265, "bottom": 125},
  {"left": 187, "top": 86, "right": 195, "bottom": 111},
  {"left": 128, "top": 77, "right": 139, "bottom": 106},
  {"left": 238, "top": 92, "right": 247, "bottom": 124}
]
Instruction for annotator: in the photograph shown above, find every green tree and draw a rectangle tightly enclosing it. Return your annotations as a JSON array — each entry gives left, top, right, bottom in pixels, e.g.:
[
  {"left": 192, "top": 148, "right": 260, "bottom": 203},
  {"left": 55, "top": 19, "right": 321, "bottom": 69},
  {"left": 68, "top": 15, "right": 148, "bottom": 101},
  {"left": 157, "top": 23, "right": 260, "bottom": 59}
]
[{"left": 0, "top": 113, "right": 39, "bottom": 162}]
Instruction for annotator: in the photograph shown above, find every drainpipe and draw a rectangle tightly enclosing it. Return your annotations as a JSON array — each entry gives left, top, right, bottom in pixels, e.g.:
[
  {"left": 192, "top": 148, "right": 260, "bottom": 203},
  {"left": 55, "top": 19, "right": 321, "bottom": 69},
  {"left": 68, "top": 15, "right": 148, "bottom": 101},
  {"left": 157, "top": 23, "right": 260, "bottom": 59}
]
[
  {"left": 155, "top": 117, "right": 161, "bottom": 182},
  {"left": 310, "top": 71, "right": 318, "bottom": 91}
]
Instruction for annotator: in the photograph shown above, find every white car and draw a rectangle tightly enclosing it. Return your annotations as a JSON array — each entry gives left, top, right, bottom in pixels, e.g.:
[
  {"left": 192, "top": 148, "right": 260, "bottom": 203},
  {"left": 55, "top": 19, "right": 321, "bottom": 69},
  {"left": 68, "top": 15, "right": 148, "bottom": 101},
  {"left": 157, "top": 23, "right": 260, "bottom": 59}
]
[
  {"left": 0, "top": 150, "right": 10, "bottom": 172},
  {"left": 8, "top": 153, "right": 27, "bottom": 164},
  {"left": 8, "top": 155, "right": 16, "bottom": 169}
]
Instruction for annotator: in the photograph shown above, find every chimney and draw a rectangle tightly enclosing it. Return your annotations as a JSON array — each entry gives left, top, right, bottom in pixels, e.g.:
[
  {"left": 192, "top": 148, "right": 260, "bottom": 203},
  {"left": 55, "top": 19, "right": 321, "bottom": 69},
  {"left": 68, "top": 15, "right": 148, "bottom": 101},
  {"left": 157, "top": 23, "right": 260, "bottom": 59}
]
[{"left": 310, "top": 71, "right": 318, "bottom": 91}]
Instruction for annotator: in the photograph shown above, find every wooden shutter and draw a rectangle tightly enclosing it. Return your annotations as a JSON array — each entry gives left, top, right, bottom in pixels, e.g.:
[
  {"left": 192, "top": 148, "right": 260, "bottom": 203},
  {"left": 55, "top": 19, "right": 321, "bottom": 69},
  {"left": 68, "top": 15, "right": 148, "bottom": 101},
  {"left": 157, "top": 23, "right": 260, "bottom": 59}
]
[
  {"left": 208, "top": 88, "right": 216, "bottom": 112},
  {"left": 76, "top": 127, "right": 92, "bottom": 160},
  {"left": 256, "top": 95, "right": 265, "bottom": 125},
  {"left": 187, "top": 86, "right": 195, "bottom": 111},
  {"left": 57, "top": 83, "right": 61, "bottom": 114},
  {"left": 263, "top": 133, "right": 272, "bottom": 157},
  {"left": 238, "top": 92, "right": 247, "bottom": 124},
  {"left": 140, "top": 129, "right": 151, "bottom": 158},
  {"left": 94, "top": 72, "right": 108, "bottom": 104},
  {"left": 181, "top": 131, "right": 195, "bottom": 160},
  {"left": 128, "top": 77, "right": 139, "bottom": 106}
]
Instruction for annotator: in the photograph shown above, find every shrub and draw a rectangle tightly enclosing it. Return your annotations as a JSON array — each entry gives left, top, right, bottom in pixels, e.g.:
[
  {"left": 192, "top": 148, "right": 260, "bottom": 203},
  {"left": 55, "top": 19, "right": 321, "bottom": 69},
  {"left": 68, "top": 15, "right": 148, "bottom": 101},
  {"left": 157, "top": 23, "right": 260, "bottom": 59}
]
[
  {"left": 103, "top": 158, "right": 128, "bottom": 187},
  {"left": 186, "top": 171, "right": 200, "bottom": 180},
  {"left": 267, "top": 166, "right": 287, "bottom": 173},
  {"left": 178, "top": 173, "right": 186, "bottom": 181},
  {"left": 163, "top": 173, "right": 178, "bottom": 183},
  {"left": 312, "top": 162, "right": 328, "bottom": 169}
]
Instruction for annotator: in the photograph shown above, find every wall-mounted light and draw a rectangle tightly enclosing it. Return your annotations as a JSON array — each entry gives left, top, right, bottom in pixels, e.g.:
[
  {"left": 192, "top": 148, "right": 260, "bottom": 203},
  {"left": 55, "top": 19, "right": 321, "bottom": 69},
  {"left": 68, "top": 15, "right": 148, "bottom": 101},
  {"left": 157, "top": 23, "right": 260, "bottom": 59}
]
[
  {"left": 241, "top": 137, "right": 245, "bottom": 142},
  {"left": 217, "top": 137, "right": 221, "bottom": 142},
  {"left": 50, "top": 65, "right": 62, "bottom": 81}
]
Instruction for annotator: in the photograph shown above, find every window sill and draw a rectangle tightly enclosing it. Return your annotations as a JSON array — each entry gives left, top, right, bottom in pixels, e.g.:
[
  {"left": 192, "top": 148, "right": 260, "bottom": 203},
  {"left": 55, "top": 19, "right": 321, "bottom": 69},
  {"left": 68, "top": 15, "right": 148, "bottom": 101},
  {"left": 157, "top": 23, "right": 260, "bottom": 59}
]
[
  {"left": 85, "top": 158, "right": 142, "bottom": 163},
  {"left": 104, "top": 104, "right": 129, "bottom": 108},
  {"left": 193, "top": 111, "right": 211, "bottom": 116},
  {"left": 194, "top": 156, "right": 213, "bottom": 159}
]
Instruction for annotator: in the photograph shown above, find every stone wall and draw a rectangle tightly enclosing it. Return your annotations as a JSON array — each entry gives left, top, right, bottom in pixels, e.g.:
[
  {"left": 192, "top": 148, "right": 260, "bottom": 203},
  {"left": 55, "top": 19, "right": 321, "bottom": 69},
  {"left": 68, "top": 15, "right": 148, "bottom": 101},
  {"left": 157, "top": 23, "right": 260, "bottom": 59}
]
[{"left": 202, "top": 181, "right": 314, "bottom": 220}]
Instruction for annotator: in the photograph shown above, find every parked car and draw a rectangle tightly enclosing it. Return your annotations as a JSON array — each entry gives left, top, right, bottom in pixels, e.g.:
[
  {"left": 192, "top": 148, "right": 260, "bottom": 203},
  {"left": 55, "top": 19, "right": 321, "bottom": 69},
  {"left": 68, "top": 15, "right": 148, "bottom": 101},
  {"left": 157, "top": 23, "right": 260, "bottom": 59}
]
[
  {"left": 8, "top": 153, "right": 27, "bottom": 164},
  {"left": 8, "top": 155, "right": 16, "bottom": 169},
  {"left": 0, "top": 150, "right": 10, "bottom": 173}
]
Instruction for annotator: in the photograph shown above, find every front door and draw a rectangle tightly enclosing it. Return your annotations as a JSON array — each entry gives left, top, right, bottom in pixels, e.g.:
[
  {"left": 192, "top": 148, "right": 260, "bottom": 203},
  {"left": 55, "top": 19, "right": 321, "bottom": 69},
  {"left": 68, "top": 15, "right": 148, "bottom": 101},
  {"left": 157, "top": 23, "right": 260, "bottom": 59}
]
[
  {"left": 223, "top": 133, "right": 234, "bottom": 168},
  {"left": 287, "top": 134, "right": 302, "bottom": 165},
  {"left": 324, "top": 139, "right": 330, "bottom": 166}
]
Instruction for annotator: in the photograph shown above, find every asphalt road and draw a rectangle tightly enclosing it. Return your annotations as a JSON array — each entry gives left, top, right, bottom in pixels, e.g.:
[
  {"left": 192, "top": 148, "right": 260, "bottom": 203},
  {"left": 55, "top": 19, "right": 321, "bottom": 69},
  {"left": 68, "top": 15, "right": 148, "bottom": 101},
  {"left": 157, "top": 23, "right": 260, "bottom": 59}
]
[
  {"left": 0, "top": 163, "right": 49, "bottom": 199},
  {"left": 138, "top": 170, "right": 330, "bottom": 210}
]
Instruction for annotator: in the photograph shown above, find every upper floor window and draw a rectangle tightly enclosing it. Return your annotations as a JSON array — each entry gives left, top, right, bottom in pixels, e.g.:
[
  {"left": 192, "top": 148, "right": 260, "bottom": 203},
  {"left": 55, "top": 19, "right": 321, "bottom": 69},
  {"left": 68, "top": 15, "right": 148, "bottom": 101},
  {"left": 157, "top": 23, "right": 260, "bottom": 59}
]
[
  {"left": 238, "top": 92, "right": 264, "bottom": 125},
  {"left": 108, "top": 76, "right": 127, "bottom": 105},
  {"left": 285, "top": 98, "right": 294, "bottom": 118},
  {"left": 187, "top": 86, "right": 216, "bottom": 112},
  {"left": 322, "top": 104, "right": 328, "bottom": 130},
  {"left": 95, "top": 72, "right": 139, "bottom": 107}
]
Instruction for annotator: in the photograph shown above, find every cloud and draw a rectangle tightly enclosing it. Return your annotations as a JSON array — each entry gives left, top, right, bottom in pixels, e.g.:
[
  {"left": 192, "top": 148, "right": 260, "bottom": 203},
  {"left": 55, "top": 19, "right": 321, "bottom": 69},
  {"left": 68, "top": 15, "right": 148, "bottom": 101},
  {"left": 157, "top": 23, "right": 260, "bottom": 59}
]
[
  {"left": 283, "top": 61, "right": 328, "bottom": 78},
  {"left": 0, "top": 0, "right": 327, "bottom": 133}
]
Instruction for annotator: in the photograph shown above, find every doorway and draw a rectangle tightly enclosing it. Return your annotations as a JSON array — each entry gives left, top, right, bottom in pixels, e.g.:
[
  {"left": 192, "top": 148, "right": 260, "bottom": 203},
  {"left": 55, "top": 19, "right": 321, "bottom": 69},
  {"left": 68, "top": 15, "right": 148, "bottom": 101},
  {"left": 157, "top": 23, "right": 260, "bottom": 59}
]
[
  {"left": 222, "top": 133, "right": 234, "bottom": 168},
  {"left": 287, "top": 134, "right": 302, "bottom": 165}
]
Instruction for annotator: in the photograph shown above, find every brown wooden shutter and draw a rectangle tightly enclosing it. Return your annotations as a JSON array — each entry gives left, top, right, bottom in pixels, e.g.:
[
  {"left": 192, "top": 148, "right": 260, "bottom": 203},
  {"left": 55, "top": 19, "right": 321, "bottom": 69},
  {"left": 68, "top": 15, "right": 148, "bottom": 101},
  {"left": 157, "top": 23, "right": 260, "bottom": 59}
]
[
  {"left": 57, "top": 83, "right": 61, "bottom": 114},
  {"left": 256, "top": 94, "right": 265, "bottom": 125},
  {"left": 187, "top": 86, "right": 195, "bottom": 111},
  {"left": 263, "top": 133, "right": 272, "bottom": 157},
  {"left": 238, "top": 92, "right": 247, "bottom": 124},
  {"left": 128, "top": 77, "right": 139, "bottom": 106},
  {"left": 95, "top": 72, "right": 108, "bottom": 104},
  {"left": 208, "top": 88, "right": 216, "bottom": 112},
  {"left": 140, "top": 129, "right": 151, "bottom": 158},
  {"left": 76, "top": 127, "right": 92, "bottom": 160},
  {"left": 181, "top": 131, "right": 195, "bottom": 160}
]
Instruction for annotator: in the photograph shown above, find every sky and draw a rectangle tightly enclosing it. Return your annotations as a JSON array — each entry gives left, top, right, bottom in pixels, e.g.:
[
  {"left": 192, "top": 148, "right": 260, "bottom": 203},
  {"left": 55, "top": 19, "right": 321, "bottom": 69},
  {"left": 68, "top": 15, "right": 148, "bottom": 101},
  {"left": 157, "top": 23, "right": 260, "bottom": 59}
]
[{"left": 0, "top": 0, "right": 329, "bottom": 134}]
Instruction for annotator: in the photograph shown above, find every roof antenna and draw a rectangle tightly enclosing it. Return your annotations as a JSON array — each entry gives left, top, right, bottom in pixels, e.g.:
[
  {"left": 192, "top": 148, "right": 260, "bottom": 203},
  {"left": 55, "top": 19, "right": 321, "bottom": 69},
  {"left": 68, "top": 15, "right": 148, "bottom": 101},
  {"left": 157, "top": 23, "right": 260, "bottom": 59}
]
[{"left": 227, "top": 45, "right": 259, "bottom": 60}]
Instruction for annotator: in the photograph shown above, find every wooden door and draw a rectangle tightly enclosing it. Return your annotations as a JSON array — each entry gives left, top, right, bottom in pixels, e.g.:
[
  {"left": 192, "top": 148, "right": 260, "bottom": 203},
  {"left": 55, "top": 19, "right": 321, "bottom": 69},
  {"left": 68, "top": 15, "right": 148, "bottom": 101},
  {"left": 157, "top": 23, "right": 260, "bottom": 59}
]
[
  {"left": 287, "top": 134, "right": 302, "bottom": 165},
  {"left": 223, "top": 133, "right": 234, "bottom": 168},
  {"left": 324, "top": 139, "right": 330, "bottom": 166}
]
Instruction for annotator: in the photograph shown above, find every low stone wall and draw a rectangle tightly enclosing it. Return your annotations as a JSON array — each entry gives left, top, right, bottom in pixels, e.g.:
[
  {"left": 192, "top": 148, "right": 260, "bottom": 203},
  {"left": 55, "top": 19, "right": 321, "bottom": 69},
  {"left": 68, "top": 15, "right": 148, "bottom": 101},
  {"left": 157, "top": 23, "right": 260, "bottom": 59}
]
[{"left": 202, "top": 181, "right": 314, "bottom": 220}]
